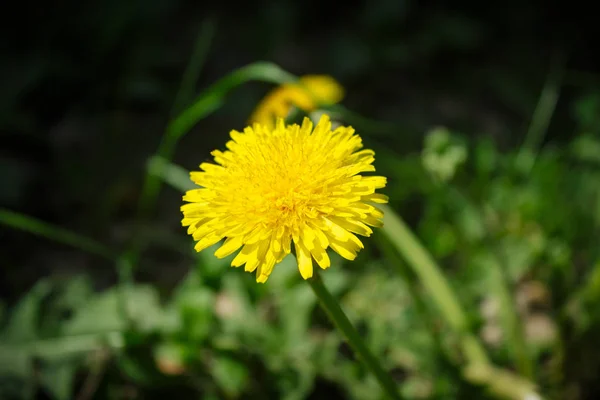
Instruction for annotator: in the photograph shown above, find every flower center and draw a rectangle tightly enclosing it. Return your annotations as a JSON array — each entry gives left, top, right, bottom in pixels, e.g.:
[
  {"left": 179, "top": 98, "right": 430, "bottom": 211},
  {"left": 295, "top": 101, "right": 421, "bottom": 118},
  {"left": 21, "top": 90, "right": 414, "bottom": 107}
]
[{"left": 272, "top": 188, "right": 305, "bottom": 214}]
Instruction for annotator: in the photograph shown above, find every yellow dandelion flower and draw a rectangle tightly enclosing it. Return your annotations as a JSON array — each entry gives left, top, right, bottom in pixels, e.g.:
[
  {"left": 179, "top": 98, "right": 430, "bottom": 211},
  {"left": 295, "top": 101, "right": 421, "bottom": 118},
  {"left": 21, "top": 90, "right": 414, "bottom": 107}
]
[
  {"left": 248, "top": 75, "right": 344, "bottom": 130},
  {"left": 181, "top": 115, "right": 387, "bottom": 283}
]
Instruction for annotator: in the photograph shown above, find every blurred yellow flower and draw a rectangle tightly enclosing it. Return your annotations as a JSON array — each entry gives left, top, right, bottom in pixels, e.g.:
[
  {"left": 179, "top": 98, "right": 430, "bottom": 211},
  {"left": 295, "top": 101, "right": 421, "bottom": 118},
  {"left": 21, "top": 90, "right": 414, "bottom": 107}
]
[
  {"left": 181, "top": 115, "right": 387, "bottom": 282},
  {"left": 248, "top": 75, "right": 344, "bottom": 130}
]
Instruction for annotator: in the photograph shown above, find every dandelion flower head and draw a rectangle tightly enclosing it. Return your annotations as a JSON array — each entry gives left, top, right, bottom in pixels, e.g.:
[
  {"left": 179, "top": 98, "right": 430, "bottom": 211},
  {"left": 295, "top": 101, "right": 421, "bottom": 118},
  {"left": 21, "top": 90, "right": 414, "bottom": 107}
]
[
  {"left": 181, "top": 115, "right": 387, "bottom": 282},
  {"left": 298, "top": 75, "right": 344, "bottom": 105},
  {"left": 248, "top": 75, "right": 344, "bottom": 130}
]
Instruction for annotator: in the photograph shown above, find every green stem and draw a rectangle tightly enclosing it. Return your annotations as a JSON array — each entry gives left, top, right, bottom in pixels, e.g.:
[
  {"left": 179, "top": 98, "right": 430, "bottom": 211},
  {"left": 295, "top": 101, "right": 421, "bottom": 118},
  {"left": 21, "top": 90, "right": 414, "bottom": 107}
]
[{"left": 306, "top": 270, "right": 402, "bottom": 400}]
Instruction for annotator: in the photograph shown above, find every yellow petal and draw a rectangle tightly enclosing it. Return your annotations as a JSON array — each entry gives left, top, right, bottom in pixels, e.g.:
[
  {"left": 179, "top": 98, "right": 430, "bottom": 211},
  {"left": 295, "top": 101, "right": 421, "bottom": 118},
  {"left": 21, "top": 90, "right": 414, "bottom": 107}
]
[
  {"left": 245, "top": 225, "right": 269, "bottom": 244},
  {"left": 301, "top": 224, "right": 317, "bottom": 250},
  {"left": 349, "top": 184, "right": 378, "bottom": 196},
  {"left": 244, "top": 257, "right": 260, "bottom": 273},
  {"left": 330, "top": 240, "right": 358, "bottom": 261},
  {"left": 282, "top": 234, "right": 292, "bottom": 254},
  {"left": 231, "top": 242, "right": 258, "bottom": 267},
  {"left": 194, "top": 233, "right": 223, "bottom": 252},
  {"left": 182, "top": 190, "right": 207, "bottom": 203},
  {"left": 362, "top": 215, "right": 384, "bottom": 227},
  {"left": 308, "top": 224, "right": 329, "bottom": 248},
  {"left": 256, "top": 244, "right": 278, "bottom": 283},
  {"left": 245, "top": 239, "right": 270, "bottom": 272},
  {"left": 214, "top": 236, "right": 244, "bottom": 258},
  {"left": 362, "top": 193, "right": 389, "bottom": 204},
  {"left": 294, "top": 240, "right": 313, "bottom": 279},
  {"left": 200, "top": 163, "right": 224, "bottom": 173},
  {"left": 321, "top": 218, "right": 364, "bottom": 249},
  {"left": 361, "top": 176, "right": 387, "bottom": 189},
  {"left": 310, "top": 245, "right": 331, "bottom": 269},
  {"left": 328, "top": 216, "right": 373, "bottom": 237},
  {"left": 180, "top": 202, "right": 207, "bottom": 215},
  {"left": 192, "top": 223, "right": 218, "bottom": 241},
  {"left": 189, "top": 172, "right": 212, "bottom": 187}
]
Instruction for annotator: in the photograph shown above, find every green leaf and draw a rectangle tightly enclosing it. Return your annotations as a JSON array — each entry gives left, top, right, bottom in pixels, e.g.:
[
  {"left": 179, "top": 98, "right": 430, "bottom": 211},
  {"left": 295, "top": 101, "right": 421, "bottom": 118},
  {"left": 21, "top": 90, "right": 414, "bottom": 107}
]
[
  {"left": 454, "top": 202, "right": 485, "bottom": 243},
  {"left": 63, "top": 285, "right": 164, "bottom": 335},
  {"left": 56, "top": 276, "right": 94, "bottom": 309},
  {"left": 0, "top": 345, "right": 32, "bottom": 378},
  {"left": 39, "top": 362, "right": 76, "bottom": 400},
  {"left": 278, "top": 284, "right": 317, "bottom": 344},
  {"left": 421, "top": 127, "right": 467, "bottom": 183},
  {"left": 217, "top": 274, "right": 264, "bottom": 338},
  {"left": 498, "top": 236, "right": 543, "bottom": 281},
  {"left": 172, "top": 272, "right": 215, "bottom": 341},
  {"left": 570, "top": 134, "right": 600, "bottom": 165},
  {"left": 41, "top": 276, "right": 95, "bottom": 335},
  {"left": 277, "top": 365, "right": 316, "bottom": 400},
  {"left": 16, "top": 332, "right": 124, "bottom": 361},
  {"left": 177, "top": 288, "right": 215, "bottom": 342},
  {"left": 474, "top": 137, "right": 497, "bottom": 178},
  {"left": 210, "top": 355, "right": 249, "bottom": 397},
  {"left": 3, "top": 280, "right": 51, "bottom": 342}
]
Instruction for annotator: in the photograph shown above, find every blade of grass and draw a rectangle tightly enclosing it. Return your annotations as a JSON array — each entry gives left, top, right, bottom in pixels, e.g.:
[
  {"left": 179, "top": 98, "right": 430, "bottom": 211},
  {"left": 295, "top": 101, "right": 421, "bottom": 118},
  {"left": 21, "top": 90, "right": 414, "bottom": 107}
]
[
  {"left": 170, "top": 17, "right": 217, "bottom": 118},
  {"left": 379, "top": 204, "right": 543, "bottom": 399},
  {"left": 379, "top": 204, "right": 488, "bottom": 365},
  {"left": 464, "top": 364, "right": 540, "bottom": 400},
  {"left": 0, "top": 208, "right": 113, "bottom": 260},
  {"left": 516, "top": 50, "right": 565, "bottom": 173}
]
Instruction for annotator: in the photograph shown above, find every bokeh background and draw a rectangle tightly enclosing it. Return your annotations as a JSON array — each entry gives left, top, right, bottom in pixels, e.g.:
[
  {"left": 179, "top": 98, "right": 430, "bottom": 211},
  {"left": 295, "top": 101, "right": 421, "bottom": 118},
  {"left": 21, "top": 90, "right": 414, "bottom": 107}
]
[{"left": 2, "top": 0, "right": 600, "bottom": 399}]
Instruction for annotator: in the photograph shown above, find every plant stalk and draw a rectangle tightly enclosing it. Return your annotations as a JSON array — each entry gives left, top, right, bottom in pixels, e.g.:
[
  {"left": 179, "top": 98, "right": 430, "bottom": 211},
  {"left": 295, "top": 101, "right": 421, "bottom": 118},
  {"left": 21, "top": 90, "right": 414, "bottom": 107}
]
[{"left": 307, "top": 270, "right": 402, "bottom": 400}]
